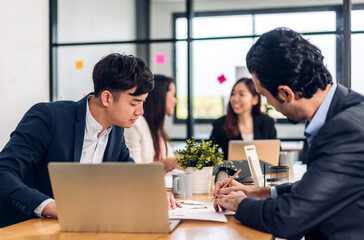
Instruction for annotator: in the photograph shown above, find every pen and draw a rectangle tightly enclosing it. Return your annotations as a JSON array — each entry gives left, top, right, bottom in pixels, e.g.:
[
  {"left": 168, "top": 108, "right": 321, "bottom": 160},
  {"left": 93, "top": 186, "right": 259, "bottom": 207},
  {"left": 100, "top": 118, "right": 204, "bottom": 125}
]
[{"left": 211, "top": 169, "right": 242, "bottom": 201}]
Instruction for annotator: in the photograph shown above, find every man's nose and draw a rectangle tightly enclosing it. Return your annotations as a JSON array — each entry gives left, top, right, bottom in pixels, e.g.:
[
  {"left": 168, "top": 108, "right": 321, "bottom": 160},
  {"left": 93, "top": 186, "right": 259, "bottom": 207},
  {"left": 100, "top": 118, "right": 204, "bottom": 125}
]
[{"left": 135, "top": 104, "right": 144, "bottom": 116}]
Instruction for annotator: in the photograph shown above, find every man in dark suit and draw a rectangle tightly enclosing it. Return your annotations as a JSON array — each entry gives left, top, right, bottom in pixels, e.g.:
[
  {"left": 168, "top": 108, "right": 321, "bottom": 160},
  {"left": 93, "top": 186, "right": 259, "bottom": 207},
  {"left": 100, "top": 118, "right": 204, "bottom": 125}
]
[
  {"left": 213, "top": 28, "right": 364, "bottom": 240},
  {"left": 0, "top": 53, "right": 180, "bottom": 228}
]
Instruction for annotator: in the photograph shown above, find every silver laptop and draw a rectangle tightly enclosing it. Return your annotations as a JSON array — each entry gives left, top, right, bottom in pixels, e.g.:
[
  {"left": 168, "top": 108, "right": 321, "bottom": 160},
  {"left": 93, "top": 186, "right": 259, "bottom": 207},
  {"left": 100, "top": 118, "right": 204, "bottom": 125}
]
[
  {"left": 48, "top": 163, "right": 180, "bottom": 233},
  {"left": 228, "top": 139, "right": 281, "bottom": 166}
]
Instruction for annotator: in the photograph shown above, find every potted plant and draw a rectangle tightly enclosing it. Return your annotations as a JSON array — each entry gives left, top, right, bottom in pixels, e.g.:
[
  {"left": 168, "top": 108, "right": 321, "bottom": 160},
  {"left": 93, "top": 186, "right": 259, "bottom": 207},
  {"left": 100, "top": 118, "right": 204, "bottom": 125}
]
[{"left": 176, "top": 137, "right": 224, "bottom": 194}]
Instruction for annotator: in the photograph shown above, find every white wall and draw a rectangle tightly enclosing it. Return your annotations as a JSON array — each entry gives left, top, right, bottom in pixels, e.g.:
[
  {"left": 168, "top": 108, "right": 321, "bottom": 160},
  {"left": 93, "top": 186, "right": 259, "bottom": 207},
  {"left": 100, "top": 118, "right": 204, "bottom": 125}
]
[{"left": 0, "top": 0, "right": 49, "bottom": 150}]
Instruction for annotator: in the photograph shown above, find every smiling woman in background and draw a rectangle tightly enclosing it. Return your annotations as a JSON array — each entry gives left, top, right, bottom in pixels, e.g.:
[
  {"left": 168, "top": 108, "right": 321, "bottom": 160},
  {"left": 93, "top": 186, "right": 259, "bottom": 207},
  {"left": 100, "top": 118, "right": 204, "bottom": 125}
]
[
  {"left": 124, "top": 74, "right": 179, "bottom": 171},
  {"left": 209, "top": 77, "right": 277, "bottom": 156}
]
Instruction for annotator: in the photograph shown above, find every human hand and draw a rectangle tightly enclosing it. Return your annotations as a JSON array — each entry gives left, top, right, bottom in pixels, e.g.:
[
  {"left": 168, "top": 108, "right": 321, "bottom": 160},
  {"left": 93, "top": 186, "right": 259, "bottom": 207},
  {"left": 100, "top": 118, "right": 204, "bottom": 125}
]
[
  {"left": 213, "top": 179, "right": 250, "bottom": 197},
  {"left": 42, "top": 201, "right": 58, "bottom": 218},
  {"left": 213, "top": 191, "right": 247, "bottom": 212},
  {"left": 161, "top": 157, "right": 179, "bottom": 171},
  {"left": 166, "top": 192, "right": 182, "bottom": 210},
  {"left": 213, "top": 179, "right": 270, "bottom": 198}
]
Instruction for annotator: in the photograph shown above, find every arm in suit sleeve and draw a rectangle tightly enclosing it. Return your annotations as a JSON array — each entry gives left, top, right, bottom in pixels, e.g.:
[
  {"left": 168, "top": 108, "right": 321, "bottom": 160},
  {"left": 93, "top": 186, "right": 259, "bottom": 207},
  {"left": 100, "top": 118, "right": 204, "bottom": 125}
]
[
  {"left": 0, "top": 103, "right": 54, "bottom": 217},
  {"left": 234, "top": 118, "right": 364, "bottom": 239},
  {"left": 123, "top": 126, "right": 143, "bottom": 163},
  {"left": 275, "top": 182, "right": 293, "bottom": 195}
]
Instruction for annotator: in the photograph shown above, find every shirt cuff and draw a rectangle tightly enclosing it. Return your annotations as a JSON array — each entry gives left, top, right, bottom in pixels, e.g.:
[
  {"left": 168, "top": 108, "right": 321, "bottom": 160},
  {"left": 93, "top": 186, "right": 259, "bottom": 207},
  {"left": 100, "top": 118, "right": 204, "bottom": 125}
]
[
  {"left": 270, "top": 187, "right": 278, "bottom": 198},
  {"left": 34, "top": 198, "right": 55, "bottom": 217}
]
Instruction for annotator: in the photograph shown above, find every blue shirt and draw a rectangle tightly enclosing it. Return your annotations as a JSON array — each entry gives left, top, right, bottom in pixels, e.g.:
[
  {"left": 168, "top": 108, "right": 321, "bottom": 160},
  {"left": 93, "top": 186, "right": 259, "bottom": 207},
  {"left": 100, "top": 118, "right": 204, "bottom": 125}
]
[
  {"left": 271, "top": 82, "right": 337, "bottom": 198},
  {"left": 304, "top": 82, "right": 337, "bottom": 147}
]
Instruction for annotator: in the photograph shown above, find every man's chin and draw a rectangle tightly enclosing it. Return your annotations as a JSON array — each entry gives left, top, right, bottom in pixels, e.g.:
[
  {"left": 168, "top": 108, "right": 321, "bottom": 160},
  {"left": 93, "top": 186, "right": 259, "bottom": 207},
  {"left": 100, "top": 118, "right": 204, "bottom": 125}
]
[
  {"left": 287, "top": 118, "right": 301, "bottom": 125},
  {"left": 116, "top": 122, "right": 134, "bottom": 128},
  {"left": 124, "top": 123, "right": 134, "bottom": 128}
]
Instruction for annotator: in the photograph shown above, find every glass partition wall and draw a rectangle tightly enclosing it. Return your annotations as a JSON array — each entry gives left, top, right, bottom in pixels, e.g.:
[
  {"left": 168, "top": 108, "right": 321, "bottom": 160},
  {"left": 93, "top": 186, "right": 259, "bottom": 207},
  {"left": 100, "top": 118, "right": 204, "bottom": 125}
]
[{"left": 50, "top": 0, "right": 361, "bottom": 141}]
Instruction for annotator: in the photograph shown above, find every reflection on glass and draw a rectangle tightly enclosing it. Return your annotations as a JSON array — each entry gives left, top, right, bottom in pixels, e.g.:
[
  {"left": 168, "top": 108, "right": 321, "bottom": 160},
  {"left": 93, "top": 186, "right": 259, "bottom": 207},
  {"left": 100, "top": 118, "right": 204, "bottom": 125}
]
[
  {"left": 150, "top": 0, "right": 186, "bottom": 39},
  {"left": 176, "top": 96, "right": 224, "bottom": 119},
  {"left": 176, "top": 18, "right": 187, "bottom": 40},
  {"left": 352, "top": 10, "right": 364, "bottom": 32},
  {"left": 351, "top": 9, "right": 364, "bottom": 94},
  {"left": 351, "top": 34, "right": 364, "bottom": 95},
  {"left": 176, "top": 15, "right": 253, "bottom": 39},
  {"left": 193, "top": 15, "right": 253, "bottom": 38},
  {"left": 255, "top": 11, "right": 336, "bottom": 34},
  {"left": 174, "top": 9, "right": 337, "bottom": 121},
  {"left": 58, "top": 0, "right": 136, "bottom": 43},
  {"left": 176, "top": 39, "right": 251, "bottom": 120},
  {"left": 304, "top": 35, "right": 336, "bottom": 82},
  {"left": 149, "top": 42, "right": 175, "bottom": 77},
  {"left": 57, "top": 44, "right": 136, "bottom": 101}
]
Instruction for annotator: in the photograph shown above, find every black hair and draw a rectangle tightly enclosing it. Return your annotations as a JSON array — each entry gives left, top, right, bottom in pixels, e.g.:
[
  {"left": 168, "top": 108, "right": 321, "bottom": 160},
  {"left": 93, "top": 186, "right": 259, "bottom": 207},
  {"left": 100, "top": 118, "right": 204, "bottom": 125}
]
[
  {"left": 223, "top": 78, "right": 262, "bottom": 138},
  {"left": 246, "top": 27, "right": 332, "bottom": 99},
  {"left": 143, "top": 74, "right": 175, "bottom": 160},
  {"left": 92, "top": 53, "right": 154, "bottom": 100}
]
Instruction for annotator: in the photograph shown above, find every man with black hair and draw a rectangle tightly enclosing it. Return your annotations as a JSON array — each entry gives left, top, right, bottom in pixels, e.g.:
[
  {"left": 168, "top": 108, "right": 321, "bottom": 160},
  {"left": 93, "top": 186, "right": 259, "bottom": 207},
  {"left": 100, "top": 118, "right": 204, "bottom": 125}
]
[
  {"left": 0, "top": 53, "right": 180, "bottom": 228},
  {"left": 213, "top": 28, "right": 364, "bottom": 240}
]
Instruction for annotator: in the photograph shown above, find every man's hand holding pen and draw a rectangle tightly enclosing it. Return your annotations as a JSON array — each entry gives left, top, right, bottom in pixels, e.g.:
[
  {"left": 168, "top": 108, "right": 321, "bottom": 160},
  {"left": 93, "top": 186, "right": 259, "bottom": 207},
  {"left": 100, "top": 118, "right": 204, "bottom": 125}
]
[
  {"left": 213, "top": 176, "right": 272, "bottom": 212},
  {"left": 212, "top": 178, "right": 248, "bottom": 212}
]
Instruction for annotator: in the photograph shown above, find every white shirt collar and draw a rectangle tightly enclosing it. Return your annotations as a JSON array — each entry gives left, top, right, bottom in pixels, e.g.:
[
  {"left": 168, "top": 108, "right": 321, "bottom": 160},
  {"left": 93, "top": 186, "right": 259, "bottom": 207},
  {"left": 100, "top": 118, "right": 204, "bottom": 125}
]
[{"left": 86, "top": 96, "right": 112, "bottom": 138}]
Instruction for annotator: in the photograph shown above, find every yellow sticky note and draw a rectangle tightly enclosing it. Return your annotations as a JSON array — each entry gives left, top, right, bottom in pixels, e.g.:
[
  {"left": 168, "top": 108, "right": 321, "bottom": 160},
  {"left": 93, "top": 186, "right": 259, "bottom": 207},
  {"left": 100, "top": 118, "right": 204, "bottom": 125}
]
[{"left": 75, "top": 60, "right": 83, "bottom": 70}]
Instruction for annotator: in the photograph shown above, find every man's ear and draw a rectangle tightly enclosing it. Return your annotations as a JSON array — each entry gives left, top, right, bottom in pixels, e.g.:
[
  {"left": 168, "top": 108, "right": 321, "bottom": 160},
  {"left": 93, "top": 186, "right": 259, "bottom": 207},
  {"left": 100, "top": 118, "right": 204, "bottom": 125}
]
[
  {"left": 100, "top": 90, "right": 113, "bottom": 107},
  {"left": 277, "top": 85, "right": 295, "bottom": 103}
]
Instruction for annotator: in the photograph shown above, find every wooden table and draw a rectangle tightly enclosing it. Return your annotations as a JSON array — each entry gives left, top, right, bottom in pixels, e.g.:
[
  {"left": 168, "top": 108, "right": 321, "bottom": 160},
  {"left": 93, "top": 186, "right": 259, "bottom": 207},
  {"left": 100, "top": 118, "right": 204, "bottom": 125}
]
[{"left": 0, "top": 193, "right": 271, "bottom": 240}]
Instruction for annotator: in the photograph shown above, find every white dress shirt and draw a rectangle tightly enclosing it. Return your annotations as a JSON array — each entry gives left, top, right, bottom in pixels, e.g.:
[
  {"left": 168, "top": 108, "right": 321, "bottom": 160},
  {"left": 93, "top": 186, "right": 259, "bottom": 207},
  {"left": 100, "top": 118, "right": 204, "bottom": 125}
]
[{"left": 80, "top": 96, "right": 112, "bottom": 164}]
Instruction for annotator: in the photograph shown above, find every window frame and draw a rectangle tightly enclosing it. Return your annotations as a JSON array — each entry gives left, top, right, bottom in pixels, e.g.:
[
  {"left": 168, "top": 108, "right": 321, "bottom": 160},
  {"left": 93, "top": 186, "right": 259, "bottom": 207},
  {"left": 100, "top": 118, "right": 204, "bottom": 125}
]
[
  {"left": 172, "top": 5, "right": 344, "bottom": 124},
  {"left": 49, "top": 2, "right": 364, "bottom": 135}
]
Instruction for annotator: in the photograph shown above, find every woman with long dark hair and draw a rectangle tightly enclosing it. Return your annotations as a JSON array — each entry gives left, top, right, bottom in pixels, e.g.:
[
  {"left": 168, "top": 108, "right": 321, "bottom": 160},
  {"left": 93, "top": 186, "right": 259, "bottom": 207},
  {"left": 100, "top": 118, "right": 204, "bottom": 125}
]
[
  {"left": 124, "top": 74, "right": 178, "bottom": 171},
  {"left": 210, "top": 77, "right": 277, "bottom": 157}
]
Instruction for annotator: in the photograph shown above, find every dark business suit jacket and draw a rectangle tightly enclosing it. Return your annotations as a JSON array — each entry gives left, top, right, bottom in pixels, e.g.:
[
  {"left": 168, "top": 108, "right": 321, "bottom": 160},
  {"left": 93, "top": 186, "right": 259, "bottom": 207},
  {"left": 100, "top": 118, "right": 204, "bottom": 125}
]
[
  {"left": 0, "top": 94, "right": 134, "bottom": 227},
  {"left": 235, "top": 84, "right": 364, "bottom": 240},
  {"left": 209, "top": 114, "right": 277, "bottom": 157}
]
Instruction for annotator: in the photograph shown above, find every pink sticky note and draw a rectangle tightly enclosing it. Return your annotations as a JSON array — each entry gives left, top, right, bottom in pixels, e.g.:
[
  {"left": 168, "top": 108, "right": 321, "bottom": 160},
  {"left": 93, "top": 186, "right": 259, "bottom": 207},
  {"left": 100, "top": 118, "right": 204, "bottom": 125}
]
[
  {"left": 155, "top": 54, "right": 166, "bottom": 65},
  {"left": 218, "top": 74, "right": 226, "bottom": 84}
]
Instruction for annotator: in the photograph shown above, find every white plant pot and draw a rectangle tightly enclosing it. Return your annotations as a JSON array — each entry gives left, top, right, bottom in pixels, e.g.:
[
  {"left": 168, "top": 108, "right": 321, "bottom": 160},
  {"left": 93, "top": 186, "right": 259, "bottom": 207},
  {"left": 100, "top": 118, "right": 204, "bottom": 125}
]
[{"left": 185, "top": 166, "right": 213, "bottom": 194}]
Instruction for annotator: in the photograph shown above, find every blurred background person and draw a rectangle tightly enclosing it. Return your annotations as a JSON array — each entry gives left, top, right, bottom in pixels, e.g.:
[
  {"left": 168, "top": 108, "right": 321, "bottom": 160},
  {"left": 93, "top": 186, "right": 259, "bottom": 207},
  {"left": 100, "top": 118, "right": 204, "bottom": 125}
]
[
  {"left": 210, "top": 77, "right": 277, "bottom": 157},
  {"left": 125, "top": 74, "right": 179, "bottom": 171}
]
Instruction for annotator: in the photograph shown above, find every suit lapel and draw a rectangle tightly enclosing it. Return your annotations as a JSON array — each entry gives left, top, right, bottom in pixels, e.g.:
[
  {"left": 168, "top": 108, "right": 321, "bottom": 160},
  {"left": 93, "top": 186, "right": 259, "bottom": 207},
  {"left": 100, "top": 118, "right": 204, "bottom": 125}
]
[
  {"left": 103, "top": 130, "right": 115, "bottom": 162},
  {"left": 307, "top": 84, "right": 348, "bottom": 166},
  {"left": 325, "top": 84, "right": 348, "bottom": 122},
  {"left": 73, "top": 95, "right": 88, "bottom": 162}
]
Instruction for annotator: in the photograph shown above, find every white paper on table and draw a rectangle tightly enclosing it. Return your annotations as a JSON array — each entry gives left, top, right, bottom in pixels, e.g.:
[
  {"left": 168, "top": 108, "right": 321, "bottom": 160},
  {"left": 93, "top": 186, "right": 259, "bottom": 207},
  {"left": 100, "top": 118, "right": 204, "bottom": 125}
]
[{"left": 168, "top": 200, "right": 227, "bottom": 222}]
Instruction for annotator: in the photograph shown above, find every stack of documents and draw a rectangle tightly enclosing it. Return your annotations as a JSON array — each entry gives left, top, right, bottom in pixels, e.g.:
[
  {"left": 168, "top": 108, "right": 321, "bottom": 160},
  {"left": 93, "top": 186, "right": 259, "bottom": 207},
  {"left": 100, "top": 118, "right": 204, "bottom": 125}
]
[{"left": 169, "top": 200, "right": 228, "bottom": 222}]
